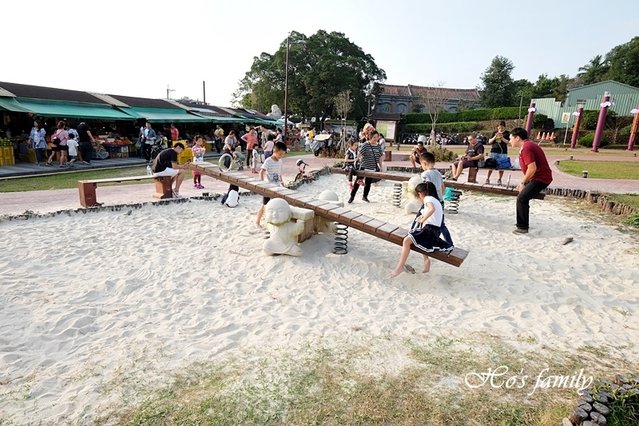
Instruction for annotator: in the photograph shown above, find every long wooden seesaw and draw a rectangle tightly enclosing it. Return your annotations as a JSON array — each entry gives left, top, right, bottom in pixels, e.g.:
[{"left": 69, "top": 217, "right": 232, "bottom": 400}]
[
  {"left": 185, "top": 162, "right": 469, "bottom": 267},
  {"left": 328, "top": 167, "right": 545, "bottom": 200}
]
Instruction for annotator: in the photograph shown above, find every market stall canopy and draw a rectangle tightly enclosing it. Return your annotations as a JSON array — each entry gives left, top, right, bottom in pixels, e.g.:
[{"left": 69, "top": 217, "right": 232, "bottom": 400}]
[
  {"left": 0, "top": 81, "right": 109, "bottom": 104},
  {"left": 239, "top": 108, "right": 279, "bottom": 126},
  {"left": 179, "top": 106, "right": 246, "bottom": 123},
  {"left": 14, "top": 98, "right": 135, "bottom": 120},
  {"left": 220, "top": 107, "right": 277, "bottom": 126},
  {"left": 0, "top": 96, "right": 32, "bottom": 113},
  {"left": 103, "top": 95, "right": 210, "bottom": 123},
  {"left": 275, "top": 117, "right": 296, "bottom": 126},
  {"left": 116, "top": 106, "right": 209, "bottom": 123}
]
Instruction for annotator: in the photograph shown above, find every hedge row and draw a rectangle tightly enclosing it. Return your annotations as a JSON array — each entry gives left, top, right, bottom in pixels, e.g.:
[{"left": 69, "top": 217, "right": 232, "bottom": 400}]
[
  {"left": 404, "top": 116, "right": 549, "bottom": 134},
  {"left": 405, "top": 122, "right": 480, "bottom": 133},
  {"left": 405, "top": 107, "right": 522, "bottom": 124},
  {"left": 575, "top": 128, "right": 629, "bottom": 148}
]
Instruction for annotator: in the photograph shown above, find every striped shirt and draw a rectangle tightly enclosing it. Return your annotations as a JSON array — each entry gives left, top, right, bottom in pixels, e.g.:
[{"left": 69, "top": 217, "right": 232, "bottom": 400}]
[{"left": 358, "top": 142, "right": 383, "bottom": 171}]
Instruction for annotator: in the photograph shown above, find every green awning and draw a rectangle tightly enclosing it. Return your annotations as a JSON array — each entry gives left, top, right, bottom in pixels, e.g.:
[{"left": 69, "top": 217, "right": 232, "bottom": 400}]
[
  {"left": 15, "top": 98, "right": 134, "bottom": 120},
  {"left": 0, "top": 97, "right": 32, "bottom": 113},
  {"left": 186, "top": 107, "right": 247, "bottom": 123},
  {"left": 118, "top": 107, "right": 210, "bottom": 123},
  {"left": 233, "top": 113, "right": 278, "bottom": 126}
]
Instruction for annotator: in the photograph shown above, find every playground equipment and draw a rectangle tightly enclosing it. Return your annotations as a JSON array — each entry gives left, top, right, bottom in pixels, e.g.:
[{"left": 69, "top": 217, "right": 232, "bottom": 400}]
[{"left": 185, "top": 162, "right": 469, "bottom": 267}]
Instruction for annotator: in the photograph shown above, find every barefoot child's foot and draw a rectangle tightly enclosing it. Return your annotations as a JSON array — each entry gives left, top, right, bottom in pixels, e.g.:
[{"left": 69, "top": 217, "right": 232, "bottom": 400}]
[
  {"left": 390, "top": 264, "right": 416, "bottom": 278},
  {"left": 390, "top": 268, "right": 403, "bottom": 278},
  {"left": 422, "top": 257, "right": 431, "bottom": 273}
]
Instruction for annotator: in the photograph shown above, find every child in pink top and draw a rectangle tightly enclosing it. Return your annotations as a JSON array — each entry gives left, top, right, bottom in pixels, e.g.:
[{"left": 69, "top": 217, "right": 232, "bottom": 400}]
[{"left": 191, "top": 135, "right": 206, "bottom": 189}]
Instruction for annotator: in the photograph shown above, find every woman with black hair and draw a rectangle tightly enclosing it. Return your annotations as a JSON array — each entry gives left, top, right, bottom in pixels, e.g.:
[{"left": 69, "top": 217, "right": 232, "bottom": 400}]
[{"left": 347, "top": 130, "right": 384, "bottom": 203}]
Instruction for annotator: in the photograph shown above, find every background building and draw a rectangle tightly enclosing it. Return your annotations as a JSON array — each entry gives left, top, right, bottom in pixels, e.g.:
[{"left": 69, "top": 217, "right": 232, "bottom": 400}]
[
  {"left": 532, "top": 80, "right": 639, "bottom": 128},
  {"left": 372, "top": 84, "right": 480, "bottom": 117}
]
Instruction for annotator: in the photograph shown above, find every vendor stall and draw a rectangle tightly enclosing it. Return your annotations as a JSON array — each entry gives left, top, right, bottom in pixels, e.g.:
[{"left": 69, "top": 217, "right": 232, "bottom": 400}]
[
  {"left": 97, "top": 136, "right": 133, "bottom": 159},
  {"left": 0, "top": 138, "right": 15, "bottom": 166}
]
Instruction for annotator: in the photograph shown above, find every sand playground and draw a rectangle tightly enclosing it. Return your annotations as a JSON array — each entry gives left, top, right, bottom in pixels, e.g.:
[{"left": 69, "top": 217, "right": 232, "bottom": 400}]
[{"left": 1, "top": 173, "right": 638, "bottom": 423}]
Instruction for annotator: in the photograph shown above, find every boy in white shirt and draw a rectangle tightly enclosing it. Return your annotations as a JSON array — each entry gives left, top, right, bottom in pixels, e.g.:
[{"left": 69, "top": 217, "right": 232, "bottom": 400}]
[
  {"left": 255, "top": 141, "right": 287, "bottom": 227},
  {"left": 420, "top": 151, "right": 453, "bottom": 246},
  {"left": 67, "top": 133, "right": 79, "bottom": 165}
]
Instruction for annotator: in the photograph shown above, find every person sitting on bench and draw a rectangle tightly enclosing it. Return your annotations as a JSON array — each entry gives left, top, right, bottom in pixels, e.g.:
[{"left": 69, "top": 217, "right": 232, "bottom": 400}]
[
  {"left": 409, "top": 139, "right": 426, "bottom": 169},
  {"left": 151, "top": 142, "right": 189, "bottom": 198},
  {"left": 449, "top": 133, "right": 484, "bottom": 181}
]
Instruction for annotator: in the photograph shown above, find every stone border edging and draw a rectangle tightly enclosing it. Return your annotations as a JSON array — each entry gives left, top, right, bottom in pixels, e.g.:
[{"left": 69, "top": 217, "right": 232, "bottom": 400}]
[
  {"left": 0, "top": 191, "right": 261, "bottom": 223},
  {"left": 563, "top": 374, "right": 639, "bottom": 425},
  {"left": 545, "top": 188, "right": 639, "bottom": 217}
]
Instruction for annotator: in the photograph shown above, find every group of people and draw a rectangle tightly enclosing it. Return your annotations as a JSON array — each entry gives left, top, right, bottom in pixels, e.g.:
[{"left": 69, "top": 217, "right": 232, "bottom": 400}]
[
  {"left": 447, "top": 123, "right": 553, "bottom": 234},
  {"left": 28, "top": 120, "right": 98, "bottom": 167},
  {"left": 448, "top": 121, "right": 510, "bottom": 185},
  {"left": 352, "top": 121, "right": 553, "bottom": 277},
  {"left": 408, "top": 121, "right": 513, "bottom": 186},
  {"left": 152, "top": 119, "right": 552, "bottom": 276}
]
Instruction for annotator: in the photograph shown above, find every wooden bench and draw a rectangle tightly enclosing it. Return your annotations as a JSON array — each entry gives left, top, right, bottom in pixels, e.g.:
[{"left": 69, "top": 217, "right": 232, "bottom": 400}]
[{"left": 78, "top": 175, "right": 173, "bottom": 208}]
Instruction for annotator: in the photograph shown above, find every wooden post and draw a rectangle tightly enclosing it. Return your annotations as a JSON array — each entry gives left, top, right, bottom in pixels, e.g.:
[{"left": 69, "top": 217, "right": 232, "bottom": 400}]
[
  {"left": 153, "top": 176, "right": 173, "bottom": 199},
  {"left": 467, "top": 167, "right": 478, "bottom": 183},
  {"left": 78, "top": 181, "right": 99, "bottom": 208}
]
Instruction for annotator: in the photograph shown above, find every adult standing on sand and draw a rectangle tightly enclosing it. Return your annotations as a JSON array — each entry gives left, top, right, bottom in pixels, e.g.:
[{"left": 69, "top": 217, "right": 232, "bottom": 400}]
[
  {"left": 348, "top": 130, "right": 384, "bottom": 204},
  {"left": 509, "top": 127, "right": 553, "bottom": 234},
  {"left": 77, "top": 122, "right": 97, "bottom": 165}
]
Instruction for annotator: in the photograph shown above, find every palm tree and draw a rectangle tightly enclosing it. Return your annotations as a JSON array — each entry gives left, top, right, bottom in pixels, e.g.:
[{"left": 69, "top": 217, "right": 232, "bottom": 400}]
[{"left": 577, "top": 55, "right": 609, "bottom": 84}]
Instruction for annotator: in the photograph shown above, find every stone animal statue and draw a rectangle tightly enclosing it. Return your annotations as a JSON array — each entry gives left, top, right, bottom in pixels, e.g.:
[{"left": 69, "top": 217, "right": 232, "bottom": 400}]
[
  {"left": 314, "top": 190, "right": 343, "bottom": 234},
  {"left": 266, "top": 104, "right": 283, "bottom": 120},
  {"left": 263, "top": 198, "right": 313, "bottom": 256},
  {"left": 403, "top": 175, "right": 423, "bottom": 214}
]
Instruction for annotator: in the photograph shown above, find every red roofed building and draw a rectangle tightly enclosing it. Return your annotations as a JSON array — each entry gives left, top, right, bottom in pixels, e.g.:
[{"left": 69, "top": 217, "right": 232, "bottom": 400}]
[{"left": 372, "top": 83, "right": 480, "bottom": 119}]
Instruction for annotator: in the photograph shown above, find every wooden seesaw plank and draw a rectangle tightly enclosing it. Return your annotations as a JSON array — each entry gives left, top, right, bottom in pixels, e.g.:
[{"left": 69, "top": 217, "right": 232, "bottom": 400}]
[
  {"left": 328, "top": 167, "right": 545, "bottom": 200},
  {"left": 185, "top": 162, "right": 469, "bottom": 267}
]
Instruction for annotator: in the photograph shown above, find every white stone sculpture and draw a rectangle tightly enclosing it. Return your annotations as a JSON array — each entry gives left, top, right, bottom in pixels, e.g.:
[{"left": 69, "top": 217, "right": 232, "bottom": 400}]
[
  {"left": 403, "top": 175, "right": 423, "bottom": 214},
  {"left": 266, "top": 104, "right": 283, "bottom": 120},
  {"left": 315, "top": 190, "right": 343, "bottom": 234},
  {"left": 263, "top": 199, "right": 313, "bottom": 256}
]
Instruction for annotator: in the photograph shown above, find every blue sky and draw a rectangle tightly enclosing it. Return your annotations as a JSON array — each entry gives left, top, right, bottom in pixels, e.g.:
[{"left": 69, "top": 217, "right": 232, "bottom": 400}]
[{"left": 2, "top": 0, "right": 637, "bottom": 108}]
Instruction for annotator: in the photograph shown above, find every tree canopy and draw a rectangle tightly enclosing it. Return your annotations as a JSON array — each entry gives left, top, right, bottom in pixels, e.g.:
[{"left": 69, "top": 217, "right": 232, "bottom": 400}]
[
  {"left": 575, "top": 37, "right": 639, "bottom": 88},
  {"left": 234, "top": 30, "right": 386, "bottom": 123},
  {"left": 577, "top": 54, "right": 609, "bottom": 85},
  {"left": 604, "top": 36, "right": 639, "bottom": 88},
  {"left": 479, "top": 37, "right": 639, "bottom": 110},
  {"left": 479, "top": 56, "right": 515, "bottom": 108},
  {"left": 234, "top": 34, "right": 638, "bottom": 122}
]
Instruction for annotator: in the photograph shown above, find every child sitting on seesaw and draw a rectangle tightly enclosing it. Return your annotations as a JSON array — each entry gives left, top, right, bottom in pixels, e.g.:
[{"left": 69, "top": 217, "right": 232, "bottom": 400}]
[{"left": 390, "top": 181, "right": 452, "bottom": 278}]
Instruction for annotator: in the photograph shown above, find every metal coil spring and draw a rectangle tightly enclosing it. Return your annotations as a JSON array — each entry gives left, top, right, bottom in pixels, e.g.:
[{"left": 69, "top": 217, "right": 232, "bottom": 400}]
[
  {"left": 334, "top": 223, "right": 349, "bottom": 254},
  {"left": 445, "top": 189, "right": 462, "bottom": 214},
  {"left": 392, "top": 182, "right": 402, "bottom": 208}
]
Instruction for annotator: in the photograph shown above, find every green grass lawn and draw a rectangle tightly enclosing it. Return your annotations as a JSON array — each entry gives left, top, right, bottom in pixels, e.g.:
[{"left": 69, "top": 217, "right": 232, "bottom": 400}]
[
  {"left": 556, "top": 160, "right": 639, "bottom": 179},
  {"left": 0, "top": 166, "right": 149, "bottom": 192}
]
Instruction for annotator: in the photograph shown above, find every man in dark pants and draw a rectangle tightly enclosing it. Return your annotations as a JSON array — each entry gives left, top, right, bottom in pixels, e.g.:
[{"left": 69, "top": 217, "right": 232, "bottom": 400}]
[{"left": 509, "top": 127, "right": 553, "bottom": 234}]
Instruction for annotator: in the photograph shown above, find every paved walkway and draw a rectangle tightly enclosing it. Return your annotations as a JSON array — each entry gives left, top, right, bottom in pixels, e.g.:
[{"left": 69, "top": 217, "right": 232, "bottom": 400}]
[{"left": 0, "top": 151, "right": 637, "bottom": 216}]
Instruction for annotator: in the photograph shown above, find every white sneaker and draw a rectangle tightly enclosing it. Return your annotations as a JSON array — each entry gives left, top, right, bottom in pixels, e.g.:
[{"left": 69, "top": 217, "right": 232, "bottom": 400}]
[{"left": 172, "top": 191, "right": 182, "bottom": 198}]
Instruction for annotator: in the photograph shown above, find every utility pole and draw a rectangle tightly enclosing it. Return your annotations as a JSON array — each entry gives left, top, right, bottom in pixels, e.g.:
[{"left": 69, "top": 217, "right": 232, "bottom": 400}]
[
  {"left": 284, "top": 34, "right": 290, "bottom": 136},
  {"left": 166, "top": 85, "right": 175, "bottom": 100},
  {"left": 202, "top": 81, "right": 206, "bottom": 104}
]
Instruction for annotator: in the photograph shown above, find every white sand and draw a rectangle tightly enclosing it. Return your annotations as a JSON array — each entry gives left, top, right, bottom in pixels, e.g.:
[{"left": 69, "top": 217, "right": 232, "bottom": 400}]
[{"left": 1, "top": 175, "right": 638, "bottom": 423}]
